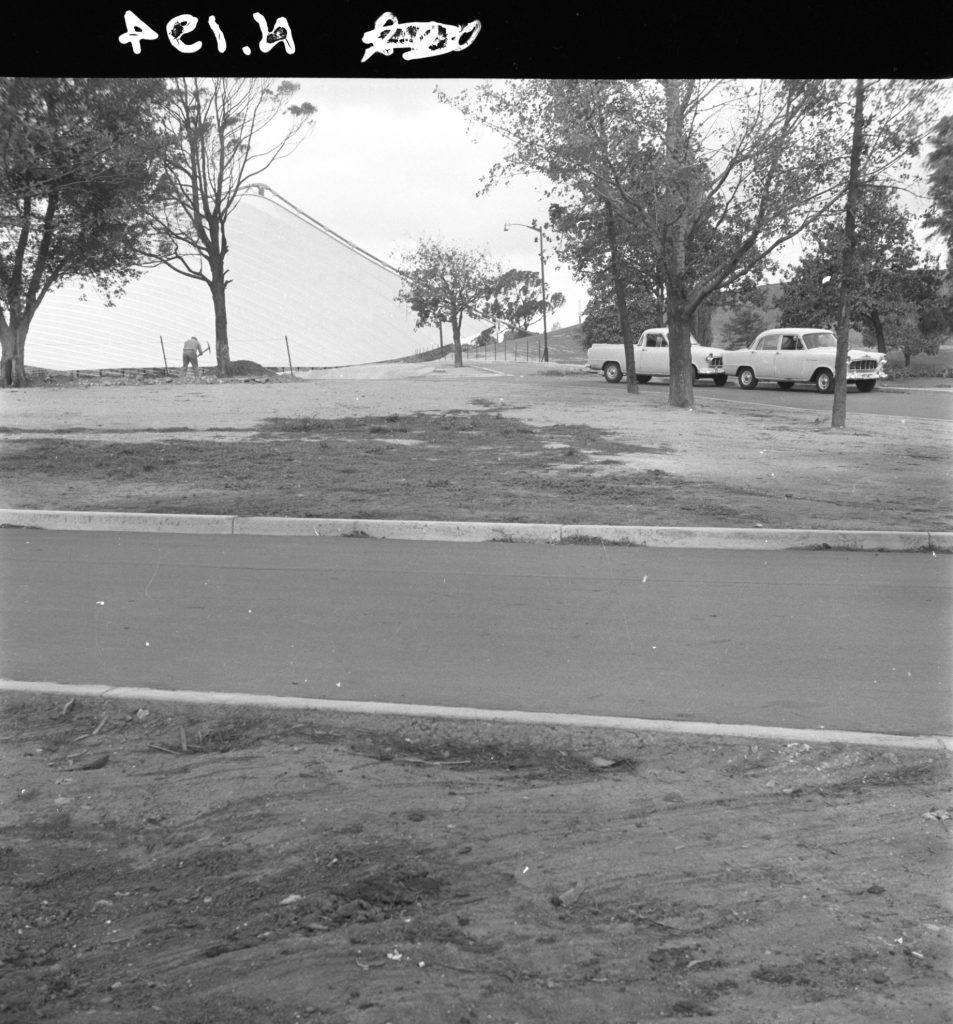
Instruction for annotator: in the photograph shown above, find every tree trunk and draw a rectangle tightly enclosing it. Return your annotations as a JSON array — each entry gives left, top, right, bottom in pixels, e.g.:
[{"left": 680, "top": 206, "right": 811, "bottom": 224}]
[
  {"left": 662, "top": 80, "right": 695, "bottom": 410},
  {"left": 859, "top": 311, "right": 886, "bottom": 354},
  {"left": 666, "top": 299, "right": 695, "bottom": 409},
  {"left": 604, "top": 199, "right": 638, "bottom": 394},
  {"left": 833, "top": 79, "right": 865, "bottom": 429},
  {"left": 870, "top": 310, "right": 886, "bottom": 354},
  {"left": 209, "top": 273, "right": 231, "bottom": 376},
  {"left": 452, "top": 314, "right": 463, "bottom": 368},
  {"left": 1, "top": 319, "right": 30, "bottom": 388}
]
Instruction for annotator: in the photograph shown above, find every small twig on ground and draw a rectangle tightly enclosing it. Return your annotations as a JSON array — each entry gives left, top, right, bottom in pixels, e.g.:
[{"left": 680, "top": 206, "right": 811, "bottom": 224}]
[
  {"left": 71, "top": 712, "right": 108, "bottom": 743},
  {"left": 396, "top": 756, "right": 473, "bottom": 767},
  {"left": 149, "top": 742, "right": 184, "bottom": 755},
  {"left": 62, "top": 753, "right": 110, "bottom": 772}
]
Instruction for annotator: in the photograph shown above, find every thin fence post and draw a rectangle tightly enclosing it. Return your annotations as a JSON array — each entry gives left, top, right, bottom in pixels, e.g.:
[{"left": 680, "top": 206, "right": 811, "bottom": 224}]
[
  {"left": 284, "top": 336, "right": 295, "bottom": 378},
  {"left": 159, "top": 336, "right": 169, "bottom": 376}
]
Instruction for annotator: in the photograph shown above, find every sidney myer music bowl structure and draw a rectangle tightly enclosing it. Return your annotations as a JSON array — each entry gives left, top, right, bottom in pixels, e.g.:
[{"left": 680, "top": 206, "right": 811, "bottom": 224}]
[{"left": 25, "top": 184, "right": 489, "bottom": 372}]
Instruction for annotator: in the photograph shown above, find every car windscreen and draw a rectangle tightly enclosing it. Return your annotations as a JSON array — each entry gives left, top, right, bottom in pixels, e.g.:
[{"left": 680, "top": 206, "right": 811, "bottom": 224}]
[{"left": 802, "top": 332, "right": 837, "bottom": 349}]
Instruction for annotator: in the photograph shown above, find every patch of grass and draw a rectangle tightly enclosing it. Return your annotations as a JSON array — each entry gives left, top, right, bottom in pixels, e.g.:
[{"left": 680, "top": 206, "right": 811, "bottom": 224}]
[{"left": 8, "top": 408, "right": 920, "bottom": 528}]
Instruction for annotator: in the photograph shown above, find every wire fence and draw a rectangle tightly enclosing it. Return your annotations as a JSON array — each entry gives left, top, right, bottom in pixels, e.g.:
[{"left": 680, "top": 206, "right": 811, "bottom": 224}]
[
  {"left": 30, "top": 332, "right": 556, "bottom": 380},
  {"left": 460, "top": 338, "right": 548, "bottom": 362}
]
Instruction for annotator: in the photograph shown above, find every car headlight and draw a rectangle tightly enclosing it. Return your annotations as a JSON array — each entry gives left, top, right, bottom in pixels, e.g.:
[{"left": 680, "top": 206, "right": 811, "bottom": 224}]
[{"left": 706, "top": 353, "right": 714, "bottom": 363}]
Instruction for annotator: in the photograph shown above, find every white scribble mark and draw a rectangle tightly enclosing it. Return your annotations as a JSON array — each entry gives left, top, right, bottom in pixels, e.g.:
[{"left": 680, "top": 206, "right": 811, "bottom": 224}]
[
  {"left": 252, "top": 13, "right": 296, "bottom": 53},
  {"left": 361, "top": 12, "right": 481, "bottom": 62},
  {"left": 167, "top": 14, "right": 201, "bottom": 53},
  {"left": 208, "top": 15, "right": 227, "bottom": 52}
]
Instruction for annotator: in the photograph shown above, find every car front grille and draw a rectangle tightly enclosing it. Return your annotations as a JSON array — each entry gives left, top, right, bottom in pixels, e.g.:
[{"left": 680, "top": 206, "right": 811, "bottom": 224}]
[{"left": 849, "top": 359, "right": 879, "bottom": 373}]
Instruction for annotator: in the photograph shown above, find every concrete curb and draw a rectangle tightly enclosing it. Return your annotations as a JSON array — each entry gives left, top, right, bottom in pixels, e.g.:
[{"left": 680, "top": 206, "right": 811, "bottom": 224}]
[
  {"left": 1, "top": 508, "right": 951, "bottom": 551},
  {"left": 3, "top": 680, "right": 950, "bottom": 752}
]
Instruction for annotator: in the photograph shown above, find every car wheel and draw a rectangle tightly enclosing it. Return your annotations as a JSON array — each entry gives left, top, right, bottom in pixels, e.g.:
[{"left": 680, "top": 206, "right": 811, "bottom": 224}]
[
  {"left": 855, "top": 380, "right": 877, "bottom": 393},
  {"left": 777, "top": 381, "right": 795, "bottom": 390},
  {"left": 713, "top": 374, "right": 728, "bottom": 386},
  {"left": 603, "top": 363, "right": 623, "bottom": 384},
  {"left": 815, "top": 369, "right": 834, "bottom": 393},
  {"left": 690, "top": 365, "right": 699, "bottom": 383},
  {"left": 738, "top": 368, "right": 758, "bottom": 390},
  {"left": 635, "top": 374, "right": 651, "bottom": 384}
]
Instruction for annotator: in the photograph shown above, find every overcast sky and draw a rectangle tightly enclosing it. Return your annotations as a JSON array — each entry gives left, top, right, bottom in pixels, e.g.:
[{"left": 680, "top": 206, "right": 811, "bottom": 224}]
[{"left": 259, "top": 78, "right": 591, "bottom": 328}]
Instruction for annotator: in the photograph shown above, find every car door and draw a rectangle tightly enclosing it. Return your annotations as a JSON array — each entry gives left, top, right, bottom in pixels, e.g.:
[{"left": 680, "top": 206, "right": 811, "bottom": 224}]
[
  {"left": 775, "top": 334, "right": 806, "bottom": 381},
  {"left": 640, "top": 333, "right": 669, "bottom": 375},
  {"left": 752, "top": 333, "right": 779, "bottom": 378}
]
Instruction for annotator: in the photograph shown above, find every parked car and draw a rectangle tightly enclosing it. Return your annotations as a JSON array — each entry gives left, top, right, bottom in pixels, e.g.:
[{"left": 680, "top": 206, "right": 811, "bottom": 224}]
[
  {"left": 721, "top": 328, "right": 888, "bottom": 393},
  {"left": 586, "top": 328, "right": 728, "bottom": 385}
]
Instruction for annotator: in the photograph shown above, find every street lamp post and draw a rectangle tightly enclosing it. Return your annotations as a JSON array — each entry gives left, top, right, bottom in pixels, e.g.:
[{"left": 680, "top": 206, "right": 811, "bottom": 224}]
[{"left": 504, "top": 219, "right": 549, "bottom": 362}]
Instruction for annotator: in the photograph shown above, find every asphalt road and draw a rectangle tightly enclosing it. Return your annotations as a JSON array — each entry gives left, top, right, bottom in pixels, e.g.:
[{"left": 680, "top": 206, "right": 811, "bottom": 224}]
[
  {"left": 555, "top": 371, "right": 953, "bottom": 420},
  {"left": 2, "top": 530, "right": 950, "bottom": 737}
]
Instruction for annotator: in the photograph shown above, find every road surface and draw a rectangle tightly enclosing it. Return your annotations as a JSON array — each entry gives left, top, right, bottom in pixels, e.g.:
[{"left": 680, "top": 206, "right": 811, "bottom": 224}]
[
  {"left": 2, "top": 530, "right": 949, "bottom": 737},
  {"left": 548, "top": 370, "right": 953, "bottom": 421}
]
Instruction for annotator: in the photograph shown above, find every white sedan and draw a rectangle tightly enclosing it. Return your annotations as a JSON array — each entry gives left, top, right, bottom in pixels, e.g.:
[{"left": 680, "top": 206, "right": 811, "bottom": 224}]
[{"left": 722, "top": 328, "right": 888, "bottom": 393}]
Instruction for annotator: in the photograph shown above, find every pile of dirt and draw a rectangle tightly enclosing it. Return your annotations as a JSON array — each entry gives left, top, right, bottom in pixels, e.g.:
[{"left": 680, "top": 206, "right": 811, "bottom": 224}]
[{"left": 224, "top": 360, "right": 279, "bottom": 379}]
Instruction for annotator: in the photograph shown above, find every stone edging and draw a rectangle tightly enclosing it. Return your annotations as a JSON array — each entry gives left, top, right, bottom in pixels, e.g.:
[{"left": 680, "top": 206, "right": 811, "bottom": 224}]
[{"left": 1, "top": 508, "right": 951, "bottom": 552}]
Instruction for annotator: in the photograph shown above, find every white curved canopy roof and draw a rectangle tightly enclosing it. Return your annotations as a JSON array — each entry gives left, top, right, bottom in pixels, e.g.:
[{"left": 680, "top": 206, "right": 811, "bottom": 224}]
[{"left": 26, "top": 186, "right": 488, "bottom": 371}]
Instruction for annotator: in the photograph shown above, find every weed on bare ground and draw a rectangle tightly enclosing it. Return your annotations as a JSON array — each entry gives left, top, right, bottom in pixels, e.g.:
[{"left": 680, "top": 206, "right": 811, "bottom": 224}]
[
  {"left": 2, "top": 695, "right": 951, "bottom": 1024},
  {"left": 2, "top": 407, "right": 949, "bottom": 530}
]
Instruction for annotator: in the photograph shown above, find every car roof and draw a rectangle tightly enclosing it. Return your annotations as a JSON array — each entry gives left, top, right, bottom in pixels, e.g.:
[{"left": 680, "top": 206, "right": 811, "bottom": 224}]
[{"left": 758, "top": 327, "right": 833, "bottom": 336}]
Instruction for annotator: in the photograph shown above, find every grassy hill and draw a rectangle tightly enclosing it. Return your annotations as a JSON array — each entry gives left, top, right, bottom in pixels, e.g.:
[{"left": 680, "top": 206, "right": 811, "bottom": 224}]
[{"left": 464, "top": 324, "right": 589, "bottom": 364}]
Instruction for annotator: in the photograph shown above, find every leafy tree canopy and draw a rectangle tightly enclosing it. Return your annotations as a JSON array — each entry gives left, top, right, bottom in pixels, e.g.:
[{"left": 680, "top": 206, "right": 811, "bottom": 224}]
[
  {"left": 924, "top": 114, "right": 953, "bottom": 268},
  {"left": 721, "top": 307, "right": 767, "bottom": 349},
  {"left": 0, "top": 77, "right": 169, "bottom": 386},
  {"left": 395, "top": 238, "right": 498, "bottom": 367},
  {"left": 780, "top": 187, "right": 945, "bottom": 359},
  {"left": 485, "top": 268, "right": 564, "bottom": 334}
]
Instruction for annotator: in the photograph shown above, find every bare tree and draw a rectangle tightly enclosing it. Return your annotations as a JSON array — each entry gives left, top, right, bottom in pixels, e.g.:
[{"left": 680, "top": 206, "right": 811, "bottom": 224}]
[{"left": 150, "top": 78, "right": 315, "bottom": 375}]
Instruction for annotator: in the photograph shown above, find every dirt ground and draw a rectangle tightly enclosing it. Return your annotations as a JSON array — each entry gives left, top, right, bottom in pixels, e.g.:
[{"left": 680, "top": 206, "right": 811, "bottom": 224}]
[
  {"left": 1, "top": 362, "right": 952, "bottom": 530},
  {"left": 1, "top": 362, "right": 952, "bottom": 1022},
  {"left": 2, "top": 695, "right": 951, "bottom": 1024}
]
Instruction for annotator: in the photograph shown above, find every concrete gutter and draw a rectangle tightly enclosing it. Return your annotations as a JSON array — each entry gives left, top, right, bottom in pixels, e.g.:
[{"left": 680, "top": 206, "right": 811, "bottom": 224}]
[{"left": 1, "top": 507, "right": 951, "bottom": 551}]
